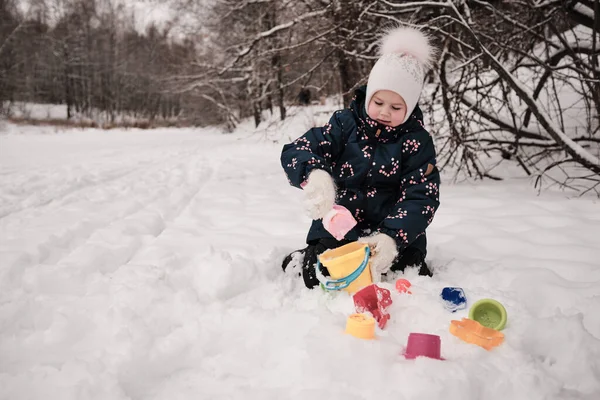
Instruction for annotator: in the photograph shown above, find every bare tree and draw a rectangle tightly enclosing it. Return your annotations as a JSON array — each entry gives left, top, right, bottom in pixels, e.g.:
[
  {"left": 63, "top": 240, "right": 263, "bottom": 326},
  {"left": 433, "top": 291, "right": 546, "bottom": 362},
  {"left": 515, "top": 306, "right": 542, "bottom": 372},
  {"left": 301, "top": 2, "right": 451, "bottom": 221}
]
[
  {"left": 359, "top": 0, "right": 598, "bottom": 192},
  {"left": 1, "top": 0, "right": 192, "bottom": 125},
  {"left": 3, "top": 0, "right": 598, "bottom": 194}
]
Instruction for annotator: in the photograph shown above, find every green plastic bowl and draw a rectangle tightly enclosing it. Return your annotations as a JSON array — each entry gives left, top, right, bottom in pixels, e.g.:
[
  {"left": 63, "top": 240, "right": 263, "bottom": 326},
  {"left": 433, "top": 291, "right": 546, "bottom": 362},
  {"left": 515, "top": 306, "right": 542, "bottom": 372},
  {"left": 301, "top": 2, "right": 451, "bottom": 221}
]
[{"left": 469, "top": 299, "right": 507, "bottom": 331}]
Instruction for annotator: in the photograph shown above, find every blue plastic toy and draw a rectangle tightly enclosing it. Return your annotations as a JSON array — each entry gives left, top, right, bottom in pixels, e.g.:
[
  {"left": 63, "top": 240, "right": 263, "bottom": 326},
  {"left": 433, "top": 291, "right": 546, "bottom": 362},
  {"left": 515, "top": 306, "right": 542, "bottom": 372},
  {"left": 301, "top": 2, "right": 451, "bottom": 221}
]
[{"left": 441, "top": 287, "right": 467, "bottom": 312}]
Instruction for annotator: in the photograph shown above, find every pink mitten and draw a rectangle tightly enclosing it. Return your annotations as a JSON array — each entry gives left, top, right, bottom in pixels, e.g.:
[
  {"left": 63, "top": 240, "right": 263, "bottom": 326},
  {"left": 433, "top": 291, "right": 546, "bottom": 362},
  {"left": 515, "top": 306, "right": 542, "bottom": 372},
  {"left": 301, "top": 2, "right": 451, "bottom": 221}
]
[{"left": 323, "top": 205, "right": 357, "bottom": 240}]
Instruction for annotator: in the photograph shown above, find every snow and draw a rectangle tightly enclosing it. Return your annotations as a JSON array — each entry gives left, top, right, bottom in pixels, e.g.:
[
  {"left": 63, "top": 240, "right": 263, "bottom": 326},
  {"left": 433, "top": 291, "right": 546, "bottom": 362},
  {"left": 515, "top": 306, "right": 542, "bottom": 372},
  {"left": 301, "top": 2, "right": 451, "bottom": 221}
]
[
  {"left": 3, "top": 102, "right": 68, "bottom": 121},
  {"left": 573, "top": 3, "right": 595, "bottom": 20},
  {"left": 1, "top": 114, "right": 600, "bottom": 400},
  {"left": 1, "top": 102, "right": 180, "bottom": 128}
]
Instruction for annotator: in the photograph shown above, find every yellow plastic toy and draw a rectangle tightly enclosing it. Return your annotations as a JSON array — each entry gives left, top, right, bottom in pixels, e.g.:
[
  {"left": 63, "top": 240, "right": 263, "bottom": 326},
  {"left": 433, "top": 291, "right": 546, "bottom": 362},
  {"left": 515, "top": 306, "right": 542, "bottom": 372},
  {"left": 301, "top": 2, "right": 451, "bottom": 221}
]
[
  {"left": 449, "top": 318, "right": 504, "bottom": 350},
  {"left": 345, "top": 313, "right": 376, "bottom": 339},
  {"left": 317, "top": 242, "right": 373, "bottom": 294}
]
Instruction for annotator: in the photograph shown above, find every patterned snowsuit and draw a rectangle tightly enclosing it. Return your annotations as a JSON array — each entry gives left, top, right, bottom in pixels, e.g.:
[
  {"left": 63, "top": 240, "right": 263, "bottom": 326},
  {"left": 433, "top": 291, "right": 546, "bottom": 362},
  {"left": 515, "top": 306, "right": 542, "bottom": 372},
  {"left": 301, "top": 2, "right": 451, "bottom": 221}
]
[{"left": 281, "top": 86, "right": 440, "bottom": 257}]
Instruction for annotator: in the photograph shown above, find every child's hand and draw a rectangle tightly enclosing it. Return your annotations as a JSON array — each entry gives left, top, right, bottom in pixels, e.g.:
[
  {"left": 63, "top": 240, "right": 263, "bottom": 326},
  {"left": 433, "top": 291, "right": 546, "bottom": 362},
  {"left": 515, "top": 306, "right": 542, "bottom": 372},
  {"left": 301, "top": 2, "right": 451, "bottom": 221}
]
[
  {"left": 302, "top": 169, "right": 336, "bottom": 220},
  {"left": 359, "top": 233, "right": 398, "bottom": 279}
]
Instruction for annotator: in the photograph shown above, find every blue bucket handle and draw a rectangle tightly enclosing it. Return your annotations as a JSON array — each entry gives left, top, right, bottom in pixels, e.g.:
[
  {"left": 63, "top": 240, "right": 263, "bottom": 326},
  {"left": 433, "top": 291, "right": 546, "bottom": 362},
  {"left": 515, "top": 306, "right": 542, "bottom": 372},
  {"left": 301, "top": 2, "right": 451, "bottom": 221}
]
[{"left": 315, "top": 245, "right": 370, "bottom": 290}]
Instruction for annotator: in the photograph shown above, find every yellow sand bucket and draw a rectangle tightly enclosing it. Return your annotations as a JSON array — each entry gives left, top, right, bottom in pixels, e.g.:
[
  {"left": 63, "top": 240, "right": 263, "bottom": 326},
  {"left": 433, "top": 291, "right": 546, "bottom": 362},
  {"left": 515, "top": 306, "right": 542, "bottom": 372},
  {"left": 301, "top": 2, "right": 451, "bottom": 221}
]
[{"left": 315, "top": 242, "right": 372, "bottom": 294}]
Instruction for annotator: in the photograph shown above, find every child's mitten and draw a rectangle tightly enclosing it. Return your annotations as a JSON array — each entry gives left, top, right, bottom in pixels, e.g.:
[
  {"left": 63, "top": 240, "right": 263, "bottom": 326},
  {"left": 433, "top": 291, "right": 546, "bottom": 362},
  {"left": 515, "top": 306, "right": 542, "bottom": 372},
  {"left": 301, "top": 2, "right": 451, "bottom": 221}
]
[
  {"left": 358, "top": 233, "right": 398, "bottom": 280},
  {"left": 302, "top": 169, "right": 336, "bottom": 220}
]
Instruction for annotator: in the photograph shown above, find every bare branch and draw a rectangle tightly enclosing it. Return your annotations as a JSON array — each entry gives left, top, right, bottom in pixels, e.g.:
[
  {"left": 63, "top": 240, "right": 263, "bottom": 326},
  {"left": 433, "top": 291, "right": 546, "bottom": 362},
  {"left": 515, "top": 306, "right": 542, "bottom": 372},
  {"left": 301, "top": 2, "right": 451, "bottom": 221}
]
[
  {"left": 219, "top": 8, "right": 330, "bottom": 75},
  {"left": 448, "top": 1, "right": 600, "bottom": 175}
]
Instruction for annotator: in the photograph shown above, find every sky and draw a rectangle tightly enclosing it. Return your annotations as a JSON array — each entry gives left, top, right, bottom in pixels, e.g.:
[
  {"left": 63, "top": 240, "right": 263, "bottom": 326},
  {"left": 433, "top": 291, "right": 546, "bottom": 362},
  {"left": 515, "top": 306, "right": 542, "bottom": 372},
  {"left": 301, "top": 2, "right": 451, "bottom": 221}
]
[
  {"left": 1, "top": 103, "right": 599, "bottom": 399},
  {"left": 15, "top": 0, "right": 199, "bottom": 37}
]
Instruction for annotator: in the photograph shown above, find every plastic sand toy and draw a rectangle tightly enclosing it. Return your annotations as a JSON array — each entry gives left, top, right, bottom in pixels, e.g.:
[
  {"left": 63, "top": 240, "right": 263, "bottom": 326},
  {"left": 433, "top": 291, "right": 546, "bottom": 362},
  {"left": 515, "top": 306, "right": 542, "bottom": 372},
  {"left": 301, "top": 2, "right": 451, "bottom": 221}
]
[
  {"left": 345, "top": 313, "right": 376, "bottom": 339},
  {"left": 353, "top": 284, "right": 393, "bottom": 329},
  {"left": 316, "top": 242, "right": 372, "bottom": 294},
  {"left": 441, "top": 287, "right": 467, "bottom": 312},
  {"left": 395, "top": 278, "right": 412, "bottom": 294},
  {"left": 404, "top": 333, "right": 444, "bottom": 360},
  {"left": 449, "top": 318, "right": 504, "bottom": 350},
  {"left": 469, "top": 299, "right": 507, "bottom": 330},
  {"left": 323, "top": 205, "right": 358, "bottom": 240}
]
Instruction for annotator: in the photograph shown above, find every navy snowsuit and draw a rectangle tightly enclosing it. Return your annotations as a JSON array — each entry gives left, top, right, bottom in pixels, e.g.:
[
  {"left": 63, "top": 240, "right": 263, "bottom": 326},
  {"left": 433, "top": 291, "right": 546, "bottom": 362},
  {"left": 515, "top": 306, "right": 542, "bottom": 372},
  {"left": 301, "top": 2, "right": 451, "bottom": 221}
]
[{"left": 281, "top": 86, "right": 440, "bottom": 257}]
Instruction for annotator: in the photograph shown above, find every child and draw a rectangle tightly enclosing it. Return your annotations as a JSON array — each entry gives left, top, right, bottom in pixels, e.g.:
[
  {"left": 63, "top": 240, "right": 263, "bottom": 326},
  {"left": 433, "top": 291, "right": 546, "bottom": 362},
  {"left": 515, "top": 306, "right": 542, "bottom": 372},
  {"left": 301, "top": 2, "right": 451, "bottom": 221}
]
[{"left": 280, "top": 26, "right": 441, "bottom": 289}]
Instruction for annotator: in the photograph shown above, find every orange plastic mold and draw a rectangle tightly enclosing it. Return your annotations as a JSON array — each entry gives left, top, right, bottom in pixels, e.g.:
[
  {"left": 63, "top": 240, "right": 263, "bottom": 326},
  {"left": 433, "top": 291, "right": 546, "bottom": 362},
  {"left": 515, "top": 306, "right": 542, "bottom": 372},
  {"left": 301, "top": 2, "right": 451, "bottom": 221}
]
[
  {"left": 449, "top": 318, "right": 504, "bottom": 350},
  {"left": 345, "top": 313, "right": 376, "bottom": 340}
]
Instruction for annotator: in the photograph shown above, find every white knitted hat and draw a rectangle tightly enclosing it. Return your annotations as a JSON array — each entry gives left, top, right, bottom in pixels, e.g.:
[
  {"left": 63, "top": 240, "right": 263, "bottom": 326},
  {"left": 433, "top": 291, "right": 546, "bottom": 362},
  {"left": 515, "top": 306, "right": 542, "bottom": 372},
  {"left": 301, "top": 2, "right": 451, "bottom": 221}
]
[{"left": 365, "top": 26, "right": 435, "bottom": 124}]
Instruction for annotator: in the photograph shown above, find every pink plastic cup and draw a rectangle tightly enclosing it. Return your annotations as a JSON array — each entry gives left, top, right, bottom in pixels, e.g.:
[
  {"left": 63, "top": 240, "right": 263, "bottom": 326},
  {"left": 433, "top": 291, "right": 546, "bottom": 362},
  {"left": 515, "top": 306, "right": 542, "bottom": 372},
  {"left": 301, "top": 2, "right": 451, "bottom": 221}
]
[
  {"left": 404, "top": 333, "right": 444, "bottom": 360},
  {"left": 323, "top": 205, "right": 357, "bottom": 240}
]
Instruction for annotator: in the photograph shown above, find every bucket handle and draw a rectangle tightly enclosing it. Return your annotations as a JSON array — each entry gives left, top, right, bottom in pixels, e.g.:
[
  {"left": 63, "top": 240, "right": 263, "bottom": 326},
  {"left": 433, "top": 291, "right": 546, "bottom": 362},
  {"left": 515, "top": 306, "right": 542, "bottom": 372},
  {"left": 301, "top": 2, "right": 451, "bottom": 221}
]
[{"left": 315, "top": 246, "right": 370, "bottom": 291}]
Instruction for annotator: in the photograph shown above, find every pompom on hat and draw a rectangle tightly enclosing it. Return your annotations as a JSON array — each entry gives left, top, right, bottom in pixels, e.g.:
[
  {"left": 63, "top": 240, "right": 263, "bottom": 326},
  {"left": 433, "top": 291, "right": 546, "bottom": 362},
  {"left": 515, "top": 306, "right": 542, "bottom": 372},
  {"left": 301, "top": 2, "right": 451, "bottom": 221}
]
[{"left": 365, "top": 26, "right": 435, "bottom": 124}]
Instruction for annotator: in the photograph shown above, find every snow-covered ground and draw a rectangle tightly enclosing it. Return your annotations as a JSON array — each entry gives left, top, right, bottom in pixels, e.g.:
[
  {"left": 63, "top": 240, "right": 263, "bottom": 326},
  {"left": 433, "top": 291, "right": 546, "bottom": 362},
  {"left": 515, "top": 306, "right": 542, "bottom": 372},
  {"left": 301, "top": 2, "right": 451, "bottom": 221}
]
[
  {"left": 1, "top": 102, "right": 179, "bottom": 128},
  {"left": 1, "top": 116, "right": 599, "bottom": 400},
  {"left": 2, "top": 102, "right": 69, "bottom": 121}
]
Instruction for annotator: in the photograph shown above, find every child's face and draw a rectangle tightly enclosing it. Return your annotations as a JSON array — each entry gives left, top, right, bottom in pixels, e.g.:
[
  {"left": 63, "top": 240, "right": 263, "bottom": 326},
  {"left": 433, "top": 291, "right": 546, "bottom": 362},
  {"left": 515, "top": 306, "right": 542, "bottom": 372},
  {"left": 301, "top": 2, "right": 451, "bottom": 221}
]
[{"left": 367, "top": 90, "right": 407, "bottom": 128}]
